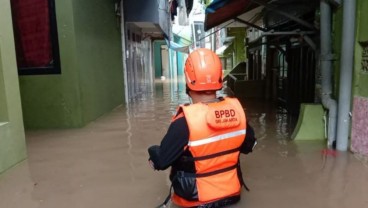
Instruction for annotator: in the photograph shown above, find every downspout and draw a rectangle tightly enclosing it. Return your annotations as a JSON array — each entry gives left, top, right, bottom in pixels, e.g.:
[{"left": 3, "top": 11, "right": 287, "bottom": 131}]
[
  {"left": 320, "top": 0, "right": 337, "bottom": 147},
  {"left": 336, "top": 0, "right": 356, "bottom": 151}
]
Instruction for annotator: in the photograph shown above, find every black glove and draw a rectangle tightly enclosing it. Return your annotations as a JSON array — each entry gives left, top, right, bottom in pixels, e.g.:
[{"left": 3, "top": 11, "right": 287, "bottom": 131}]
[
  {"left": 241, "top": 136, "right": 257, "bottom": 154},
  {"left": 148, "top": 145, "right": 160, "bottom": 169}
]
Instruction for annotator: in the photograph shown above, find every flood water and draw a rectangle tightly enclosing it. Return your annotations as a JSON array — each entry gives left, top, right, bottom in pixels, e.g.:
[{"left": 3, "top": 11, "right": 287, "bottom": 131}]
[{"left": 1, "top": 80, "right": 368, "bottom": 208}]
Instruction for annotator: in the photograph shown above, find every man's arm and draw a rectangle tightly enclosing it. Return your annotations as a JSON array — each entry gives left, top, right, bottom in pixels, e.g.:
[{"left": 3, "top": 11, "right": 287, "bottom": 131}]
[
  {"left": 240, "top": 123, "right": 257, "bottom": 154},
  {"left": 148, "top": 117, "right": 189, "bottom": 170}
]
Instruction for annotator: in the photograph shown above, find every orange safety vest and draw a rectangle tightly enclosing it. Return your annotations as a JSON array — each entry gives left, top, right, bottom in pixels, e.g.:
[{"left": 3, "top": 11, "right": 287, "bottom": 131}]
[{"left": 171, "top": 97, "right": 247, "bottom": 207}]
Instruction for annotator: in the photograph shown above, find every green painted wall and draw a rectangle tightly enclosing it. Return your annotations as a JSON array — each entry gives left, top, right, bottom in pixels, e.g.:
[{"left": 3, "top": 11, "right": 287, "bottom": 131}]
[
  {"left": 333, "top": 0, "right": 368, "bottom": 98},
  {"left": 353, "top": 0, "right": 368, "bottom": 97},
  {"left": 227, "top": 28, "right": 246, "bottom": 66},
  {"left": 72, "top": 0, "right": 124, "bottom": 124},
  {"left": 0, "top": 0, "right": 27, "bottom": 174},
  {"left": 18, "top": 0, "right": 124, "bottom": 128},
  {"left": 154, "top": 40, "right": 166, "bottom": 78}
]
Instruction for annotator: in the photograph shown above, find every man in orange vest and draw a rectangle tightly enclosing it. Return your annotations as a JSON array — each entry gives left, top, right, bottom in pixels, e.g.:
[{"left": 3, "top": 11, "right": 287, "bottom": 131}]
[{"left": 148, "top": 48, "right": 257, "bottom": 208}]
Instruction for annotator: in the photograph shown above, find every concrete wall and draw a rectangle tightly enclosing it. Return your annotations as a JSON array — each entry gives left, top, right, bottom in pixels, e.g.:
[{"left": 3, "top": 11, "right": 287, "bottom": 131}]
[
  {"left": 0, "top": 0, "right": 27, "bottom": 174},
  {"left": 19, "top": 0, "right": 124, "bottom": 128}
]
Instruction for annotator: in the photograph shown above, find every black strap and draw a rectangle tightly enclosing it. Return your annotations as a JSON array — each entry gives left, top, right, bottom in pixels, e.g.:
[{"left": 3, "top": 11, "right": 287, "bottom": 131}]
[
  {"left": 156, "top": 185, "right": 172, "bottom": 208},
  {"left": 196, "top": 163, "right": 238, "bottom": 178},
  {"left": 181, "top": 147, "right": 240, "bottom": 162},
  {"left": 162, "top": 185, "right": 173, "bottom": 207},
  {"left": 156, "top": 175, "right": 177, "bottom": 208},
  {"left": 196, "top": 195, "right": 240, "bottom": 208},
  {"left": 193, "top": 147, "right": 240, "bottom": 161},
  {"left": 237, "top": 162, "right": 250, "bottom": 191}
]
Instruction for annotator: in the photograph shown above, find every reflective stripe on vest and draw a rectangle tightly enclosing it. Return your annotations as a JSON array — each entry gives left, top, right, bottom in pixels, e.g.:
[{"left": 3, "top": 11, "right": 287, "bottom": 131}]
[{"left": 188, "top": 129, "right": 246, "bottom": 147}]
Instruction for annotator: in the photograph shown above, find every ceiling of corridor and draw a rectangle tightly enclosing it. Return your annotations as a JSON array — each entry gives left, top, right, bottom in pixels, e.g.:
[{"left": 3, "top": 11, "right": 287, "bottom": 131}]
[{"left": 204, "top": 0, "right": 330, "bottom": 31}]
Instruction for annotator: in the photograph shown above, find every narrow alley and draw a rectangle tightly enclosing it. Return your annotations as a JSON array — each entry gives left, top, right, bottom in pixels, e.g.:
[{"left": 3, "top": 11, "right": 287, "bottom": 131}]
[
  {"left": 1, "top": 80, "right": 367, "bottom": 208},
  {"left": 2, "top": 0, "right": 368, "bottom": 207}
]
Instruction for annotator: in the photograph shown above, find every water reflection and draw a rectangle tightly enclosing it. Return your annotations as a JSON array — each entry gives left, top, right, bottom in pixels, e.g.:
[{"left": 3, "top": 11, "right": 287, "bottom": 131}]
[
  {"left": 131, "top": 78, "right": 298, "bottom": 147},
  {"left": 124, "top": 103, "right": 135, "bottom": 183}
]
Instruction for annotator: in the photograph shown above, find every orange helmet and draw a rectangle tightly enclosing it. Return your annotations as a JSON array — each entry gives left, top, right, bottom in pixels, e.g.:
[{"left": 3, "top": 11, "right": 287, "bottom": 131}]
[{"left": 184, "top": 48, "right": 223, "bottom": 91}]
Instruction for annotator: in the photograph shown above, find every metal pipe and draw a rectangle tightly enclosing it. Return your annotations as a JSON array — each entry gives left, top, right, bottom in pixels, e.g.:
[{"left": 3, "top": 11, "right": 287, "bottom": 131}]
[
  {"left": 336, "top": 0, "right": 356, "bottom": 151},
  {"left": 262, "top": 30, "right": 316, "bottom": 36},
  {"left": 320, "top": 0, "right": 337, "bottom": 147}
]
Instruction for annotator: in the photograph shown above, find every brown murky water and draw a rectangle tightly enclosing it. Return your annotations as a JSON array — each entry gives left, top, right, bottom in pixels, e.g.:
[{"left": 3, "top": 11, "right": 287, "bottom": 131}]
[{"left": 1, "top": 80, "right": 368, "bottom": 208}]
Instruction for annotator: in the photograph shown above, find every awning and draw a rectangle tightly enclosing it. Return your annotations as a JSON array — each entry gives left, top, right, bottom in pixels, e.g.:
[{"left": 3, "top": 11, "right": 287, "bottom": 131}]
[
  {"left": 204, "top": 0, "right": 260, "bottom": 31},
  {"left": 205, "top": 0, "right": 231, "bottom": 14},
  {"left": 165, "top": 33, "right": 192, "bottom": 53},
  {"left": 165, "top": 39, "right": 191, "bottom": 53}
]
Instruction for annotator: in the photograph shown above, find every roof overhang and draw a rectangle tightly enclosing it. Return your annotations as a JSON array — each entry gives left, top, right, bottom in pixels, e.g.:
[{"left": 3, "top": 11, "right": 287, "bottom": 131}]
[
  {"left": 204, "top": 0, "right": 264, "bottom": 31},
  {"left": 204, "top": 0, "right": 319, "bottom": 32}
]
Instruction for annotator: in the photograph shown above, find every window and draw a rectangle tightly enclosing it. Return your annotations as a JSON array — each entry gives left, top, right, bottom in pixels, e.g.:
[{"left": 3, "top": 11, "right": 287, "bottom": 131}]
[
  {"left": 192, "top": 21, "right": 205, "bottom": 48},
  {"left": 10, "top": 0, "right": 60, "bottom": 75}
]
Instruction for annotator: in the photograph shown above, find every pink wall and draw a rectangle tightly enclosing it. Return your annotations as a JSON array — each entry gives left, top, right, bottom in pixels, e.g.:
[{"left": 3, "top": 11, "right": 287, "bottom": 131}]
[{"left": 351, "top": 97, "right": 368, "bottom": 155}]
